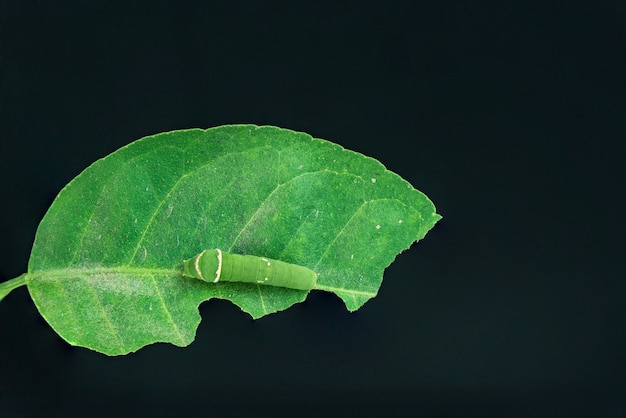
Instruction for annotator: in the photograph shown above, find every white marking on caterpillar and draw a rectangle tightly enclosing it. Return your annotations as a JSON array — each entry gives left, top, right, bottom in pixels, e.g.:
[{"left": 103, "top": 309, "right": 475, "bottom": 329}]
[
  {"left": 166, "top": 203, "right": 174, "bottom": 218},
  {"left": 351, "top": 254, "right": 354, "bottom": 260},
  {"left": 398, "top": 219, "right": 403, "bottom": 224},
  {"left": 261, "top": 257, "right": 271, "bottom": 266},
  {"left": 214, "top": 248, "right": 223, "bottom": 283},
  {"left": 376, "top": 224, "right": 381, "bottom": 229},
  {"left": 195, "top": 250, "right": 207, "bottom": 281},
  {"left": 371, "top": 178, "right": 376, "bottom": 183}
]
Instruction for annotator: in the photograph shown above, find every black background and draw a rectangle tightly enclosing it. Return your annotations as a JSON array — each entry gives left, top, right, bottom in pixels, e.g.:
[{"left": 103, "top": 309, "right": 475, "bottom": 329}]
[{"left": 1, "top": 1, "right": 624, "bottom": 417}]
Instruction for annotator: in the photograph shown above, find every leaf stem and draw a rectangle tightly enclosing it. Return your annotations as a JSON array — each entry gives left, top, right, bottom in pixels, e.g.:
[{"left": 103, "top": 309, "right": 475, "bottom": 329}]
[{"left": 0, "top": 274, "right": 28, "bottom": 302}]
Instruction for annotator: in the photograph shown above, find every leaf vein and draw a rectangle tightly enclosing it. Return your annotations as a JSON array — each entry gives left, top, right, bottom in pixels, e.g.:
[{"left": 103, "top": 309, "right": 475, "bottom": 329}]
[
  {"left": 313, "top": 285, "right": 377, "bottom": 297},
  {"left": 128, "top": 146, "right": 273, "bottom": 263},
  {"left": 228, "top": 170, "right": 364, "bottom": 252},
  {"left": 81, "top": 276, "right": 125, "bottom": 353},
  {"left": 150, "top": 275, "right": 185, "bottom": 345},
  {"left": 256, "top": 285, "right": 268, "bottom": 315}
]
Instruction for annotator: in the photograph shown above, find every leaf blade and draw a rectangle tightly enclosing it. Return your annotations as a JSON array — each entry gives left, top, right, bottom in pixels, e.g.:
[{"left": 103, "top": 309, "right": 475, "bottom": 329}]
[{"left": 27, "top": 125, "right": 440, "bottom": 355}]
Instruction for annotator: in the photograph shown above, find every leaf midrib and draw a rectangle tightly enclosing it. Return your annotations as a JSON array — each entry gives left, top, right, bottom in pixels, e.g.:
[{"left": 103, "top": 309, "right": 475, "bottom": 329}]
[{"left": 27, "top": 266, "right": 180, "bottom": 280}]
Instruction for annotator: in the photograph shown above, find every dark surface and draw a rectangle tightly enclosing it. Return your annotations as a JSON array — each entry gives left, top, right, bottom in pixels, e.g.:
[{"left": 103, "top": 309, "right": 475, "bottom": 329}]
[{"left": 1, "top": 1, "right": 624, "bottom": 417}]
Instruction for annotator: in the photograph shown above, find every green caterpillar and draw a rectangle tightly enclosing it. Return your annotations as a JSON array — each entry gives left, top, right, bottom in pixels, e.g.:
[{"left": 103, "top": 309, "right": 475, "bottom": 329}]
[{"left": 182, "top": 249, "right": 317, "bottom": 291}]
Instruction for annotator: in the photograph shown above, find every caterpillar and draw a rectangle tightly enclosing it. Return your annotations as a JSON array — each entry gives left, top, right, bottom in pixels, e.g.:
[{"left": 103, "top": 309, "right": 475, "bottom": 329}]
[{"left": 182, "top": 249, "right": 317, "bottom": 291}]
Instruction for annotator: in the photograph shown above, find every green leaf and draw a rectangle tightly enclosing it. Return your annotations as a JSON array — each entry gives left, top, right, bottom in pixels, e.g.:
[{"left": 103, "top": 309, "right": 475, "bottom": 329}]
[{"left": 25, "top": 125, "right": 440, "bottom": 355}]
